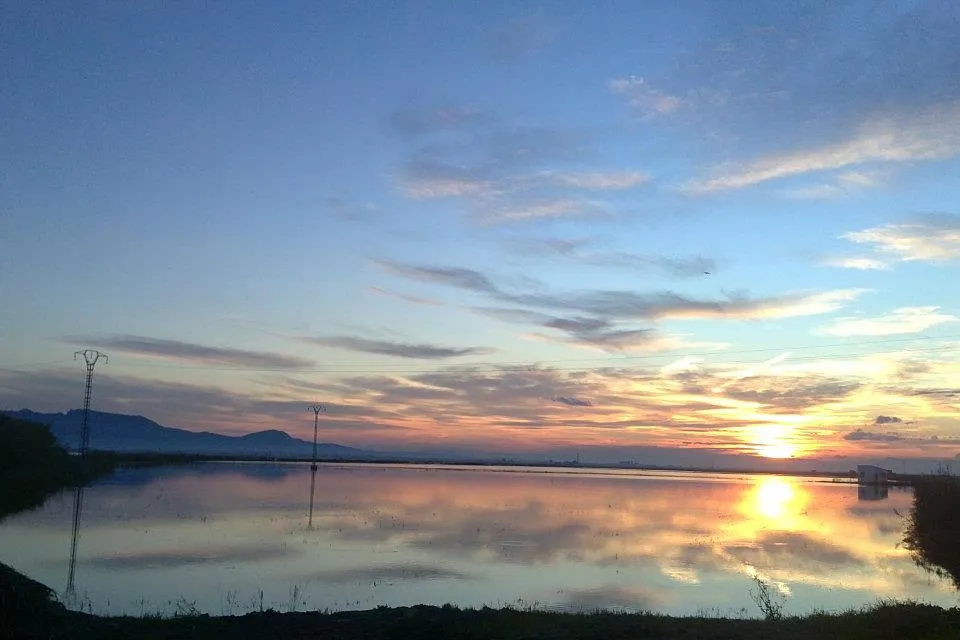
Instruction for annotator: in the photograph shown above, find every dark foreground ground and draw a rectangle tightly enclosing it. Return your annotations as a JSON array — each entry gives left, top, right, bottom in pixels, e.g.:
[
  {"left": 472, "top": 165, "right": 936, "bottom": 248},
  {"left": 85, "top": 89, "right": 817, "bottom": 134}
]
[{"left": 3, "top": 563, "right": 960, "bottom": 640}]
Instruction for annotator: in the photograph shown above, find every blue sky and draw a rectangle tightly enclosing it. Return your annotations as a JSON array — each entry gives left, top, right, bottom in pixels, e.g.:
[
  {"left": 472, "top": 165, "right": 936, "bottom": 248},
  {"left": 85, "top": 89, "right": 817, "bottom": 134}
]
[{"left": 2, "top": 1, "right": 960, "bottom": 462}]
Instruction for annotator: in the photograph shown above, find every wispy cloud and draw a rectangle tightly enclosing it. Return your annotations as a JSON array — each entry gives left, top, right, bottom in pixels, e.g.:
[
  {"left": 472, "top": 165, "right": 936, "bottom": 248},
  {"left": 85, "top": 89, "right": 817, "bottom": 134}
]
[
  {"left": 686, "top": 102, "right": 960, "bottom": 192},
  {"left": 844, "top": 429, "right": 902, "bottom": 442},
  {"left": 820, "top": 256, "right": 891, "bottom": 271},
  {"left": 400, "top": 160, "right": 497, "bottom": 199},
  {"left": 72, "top": 335, "right": 314, "bottom": 370},
  {"left": 782, "top": 170, "right": 887, "bottom": 200},
  {"left": 304, "top": 336, "right": 495, "bottom": 360},
  {"left": 782, "top": 184, "right": 846, "bottom": 200},
  {"left": 517, "top": 237, "right": 719, "bottom": 278},
  {"left": 843, "top": 214, "right": 960, "bottom": 263},
  {"left": 368, "top": 286, "right": 441, "bottom": 306},
  {"left": 472, "top": 307, "right": 722, "bottom": 353},
  {"left": 392, "top": 112, "right": 607, "bottom": 223},
  {"left": 383, "top": 260, "right": 865, "bottom": 322},
  {"left": 484, "top": 199, "right": 598, "bottom": 223},
  {"left": 609, "top": 76, "right": 683, "bottom": 116},
  {"left": 586, "top": 253, "right": 717, "bottom": 278},
  {"left": 552, "top": 395, "right": 592, "bottom": 407},
  {"left": 507, "top": 287, "right": 867, "bottom": 321},
  {"left": 838, "top": 171, "right": 882, "bottom": 187},
  {"left": 820, "top": 307, "right": 957, "bottom": 337},
  {"left": 473, "top": 307, "right": 650, "bottom": 352},
  {"left": 549, "top": 171, "right": 650, "bottom": 190},
  {"left": 375, "top": 261, "right": 500, "bottom": 294}
]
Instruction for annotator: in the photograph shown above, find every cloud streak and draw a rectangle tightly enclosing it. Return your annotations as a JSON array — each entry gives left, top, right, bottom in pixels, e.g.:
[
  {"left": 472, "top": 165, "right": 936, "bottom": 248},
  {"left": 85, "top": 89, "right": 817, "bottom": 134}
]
[
  {"left": 518, "top": 237, "right": 719, "bottom": 278},
  {"left": 305, "top": 336, "right": 495, "bottom": 360},
  {"left": 369, "top": 286, "right": 441, "bottom": 306},
  {"left": 609, "top": 76, "right": 683, "bottom": 116},
  {"left": 820, "top": 256, "right": 890, "bottom": 271},
  {"left": 73, "top": 335, "right": 314, "bottom": 370},
  {"left": 686, "top": 103, "right": 960, "bottom": 192},
  {"left": 843, "top": 214, "right": 960, "bottom": 264},
  {"left": 552, "top": 396, "right": 593, "bottom": 407},
  {"left": 549, "top": 171, "right": 650, "bottom": 190},
  {"left": 384, "top": 261, "right": 864, "bottom": 322},
  {"left": 389, "top": 106, "right": 651, "bottom": 225},
  {"left": 821, "top": 307, "right": 957, "bottom": 337}
]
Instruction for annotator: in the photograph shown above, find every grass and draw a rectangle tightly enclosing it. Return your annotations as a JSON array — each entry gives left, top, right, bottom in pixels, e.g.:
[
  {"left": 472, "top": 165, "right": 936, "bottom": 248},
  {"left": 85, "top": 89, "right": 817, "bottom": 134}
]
[{"left": 4, "top": 593, "right": 960, "bottom": 640}]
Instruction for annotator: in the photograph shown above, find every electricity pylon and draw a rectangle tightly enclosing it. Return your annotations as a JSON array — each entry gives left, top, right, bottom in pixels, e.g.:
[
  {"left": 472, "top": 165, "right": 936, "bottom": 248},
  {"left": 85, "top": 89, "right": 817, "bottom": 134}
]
[
  {"left": 74, "top": 350, "right": 107, "bottom": 455},
  {"left": 306, "top": 403, "right": 325, "bottom": 530},
  {"left": 307, "top": 403, "right": 325, "bottom": 471}
]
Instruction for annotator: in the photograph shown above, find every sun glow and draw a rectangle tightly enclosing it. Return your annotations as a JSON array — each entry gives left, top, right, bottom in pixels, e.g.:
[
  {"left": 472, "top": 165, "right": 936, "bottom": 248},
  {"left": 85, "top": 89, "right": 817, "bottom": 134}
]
[
  {"left": 749, "top": 476, "right": 804, "bottom": 521},
  {"left": 751, "top": 424, "right": 799, "bottom": 458}
]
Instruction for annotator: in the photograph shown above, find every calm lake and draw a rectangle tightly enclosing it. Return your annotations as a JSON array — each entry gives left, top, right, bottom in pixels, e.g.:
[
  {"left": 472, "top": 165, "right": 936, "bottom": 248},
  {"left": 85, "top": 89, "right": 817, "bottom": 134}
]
[{"left": 0, "top": 462, "right": 955, "bottom": 617}]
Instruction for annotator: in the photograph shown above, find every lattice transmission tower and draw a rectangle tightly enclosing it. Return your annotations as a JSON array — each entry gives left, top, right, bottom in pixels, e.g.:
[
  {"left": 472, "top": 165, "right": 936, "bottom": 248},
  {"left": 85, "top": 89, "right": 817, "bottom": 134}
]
[
  {"left": 74, "top": 349, "right": 107, "bottom": 455},
  {"left": 307, "top": 403, "right": 326, "bottom": 471}
]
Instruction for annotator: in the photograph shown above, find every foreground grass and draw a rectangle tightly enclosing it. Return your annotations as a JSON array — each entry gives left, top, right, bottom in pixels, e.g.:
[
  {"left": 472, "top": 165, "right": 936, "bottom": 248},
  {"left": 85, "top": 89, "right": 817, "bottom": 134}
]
[{"left": 4, "top": 587, "right": 960, "bottom": 640}]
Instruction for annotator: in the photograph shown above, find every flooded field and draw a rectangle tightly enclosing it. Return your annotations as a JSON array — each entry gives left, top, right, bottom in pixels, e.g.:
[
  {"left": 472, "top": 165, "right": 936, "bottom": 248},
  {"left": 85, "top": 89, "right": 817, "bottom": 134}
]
[{"left": 0, "top": 462, "right": 954, "bottom": 617}]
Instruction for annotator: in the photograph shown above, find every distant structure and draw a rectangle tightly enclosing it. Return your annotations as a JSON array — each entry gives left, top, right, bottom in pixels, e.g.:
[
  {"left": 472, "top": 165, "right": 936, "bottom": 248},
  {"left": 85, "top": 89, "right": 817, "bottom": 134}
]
[
  {"left": 74, "top": 349, "right": 108, "bottom": 455},
  {"left": 857, "top": 464, "right": 890, "bottom": 485},
  {"left": 307, "top": 403, "right": 326, "bottom": 471},
  {"left": 306, "top": 403, "right": 325, "bottom": 530}
]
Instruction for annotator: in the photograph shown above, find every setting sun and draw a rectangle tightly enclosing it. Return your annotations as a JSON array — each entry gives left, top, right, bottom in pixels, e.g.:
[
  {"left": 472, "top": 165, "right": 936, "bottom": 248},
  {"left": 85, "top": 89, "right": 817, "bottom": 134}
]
[
  {"left": 750, "top": 425, "right": 800, "bottom": 459},
  {"left": 750, "top": 477, "right": 805, "bottom": 521}
]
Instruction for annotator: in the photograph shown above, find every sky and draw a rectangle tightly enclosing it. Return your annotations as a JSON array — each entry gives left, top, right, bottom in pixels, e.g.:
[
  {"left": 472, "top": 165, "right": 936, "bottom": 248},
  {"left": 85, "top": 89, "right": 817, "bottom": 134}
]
[{"left": 2, "top": 1, "right": 960, "bottom": 465}]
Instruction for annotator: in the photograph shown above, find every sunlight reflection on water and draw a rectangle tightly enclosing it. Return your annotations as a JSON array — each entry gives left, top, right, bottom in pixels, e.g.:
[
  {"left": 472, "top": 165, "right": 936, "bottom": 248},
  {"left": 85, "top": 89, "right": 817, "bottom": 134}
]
[{"left": 0, "top": 462, "right": 954, "bottom": 617}]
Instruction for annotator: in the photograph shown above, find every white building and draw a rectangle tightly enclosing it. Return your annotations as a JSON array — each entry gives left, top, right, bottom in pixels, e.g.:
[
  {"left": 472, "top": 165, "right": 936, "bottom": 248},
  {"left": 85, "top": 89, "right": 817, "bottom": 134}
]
[{"left": 857, "top": 464, "right": 890, "bottom": 485}]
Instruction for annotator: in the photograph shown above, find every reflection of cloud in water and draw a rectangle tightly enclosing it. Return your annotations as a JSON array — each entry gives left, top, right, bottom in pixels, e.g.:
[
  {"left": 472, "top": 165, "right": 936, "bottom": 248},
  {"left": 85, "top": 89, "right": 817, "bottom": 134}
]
[
  {"left": 14, "top": 463, "right": 954, "bottom": 616},
  {"left": 552, "top": 585, "right": 672, "bottom": 613},
  {"left": 86, "top": 543, "right": 295, "bottom": 569},
  {"left": 726, "top": 532, "right": 862, "bottom": 569},
  {"left": 309, "top": 563, "right": 471, "bottom": 584},
  {"left": 411, "top": 520, "right": 595, "bottom": 564}
]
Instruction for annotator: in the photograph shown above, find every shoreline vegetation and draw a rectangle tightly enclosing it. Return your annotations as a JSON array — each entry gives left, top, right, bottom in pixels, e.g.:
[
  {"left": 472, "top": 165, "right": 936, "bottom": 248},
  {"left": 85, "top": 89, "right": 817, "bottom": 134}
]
[{"left": 2, "top": 416, "right": 960, "bottom": 639}]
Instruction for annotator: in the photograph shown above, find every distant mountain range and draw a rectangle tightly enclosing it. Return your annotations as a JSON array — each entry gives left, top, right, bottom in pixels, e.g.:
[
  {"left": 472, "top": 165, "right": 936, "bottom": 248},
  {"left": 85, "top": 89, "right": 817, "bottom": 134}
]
[{"left": 2, "top": 409, "right": 369, "bottom": 459}]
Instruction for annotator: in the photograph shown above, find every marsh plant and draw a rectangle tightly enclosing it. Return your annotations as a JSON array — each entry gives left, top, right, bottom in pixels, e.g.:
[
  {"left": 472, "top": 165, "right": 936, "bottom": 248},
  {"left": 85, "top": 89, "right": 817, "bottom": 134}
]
[
  {"left": 749, "top": 576, "right": 786, "bottom": 621},
  {"left": 902, "top": 476, "right": 960, "bottom": 589}
]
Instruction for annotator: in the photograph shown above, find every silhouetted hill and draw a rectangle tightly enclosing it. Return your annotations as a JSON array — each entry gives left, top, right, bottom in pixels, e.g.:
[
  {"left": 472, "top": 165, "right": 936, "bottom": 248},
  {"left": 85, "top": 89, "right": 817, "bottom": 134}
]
[{"left": 1, "top": 409, "right": 367, "bottom": 459}]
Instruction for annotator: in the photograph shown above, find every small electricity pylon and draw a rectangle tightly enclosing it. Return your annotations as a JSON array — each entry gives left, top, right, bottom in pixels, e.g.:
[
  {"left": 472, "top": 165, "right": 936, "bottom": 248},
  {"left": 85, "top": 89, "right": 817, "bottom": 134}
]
[
  {"left": 306, "top": 403, "right": 325, "bottom": 530},
  {"left": 74, "top": 349, "right": 107, "bottom": 455},
  {"left": 307, "top": 403, "right": 326, "bottom": 471}
]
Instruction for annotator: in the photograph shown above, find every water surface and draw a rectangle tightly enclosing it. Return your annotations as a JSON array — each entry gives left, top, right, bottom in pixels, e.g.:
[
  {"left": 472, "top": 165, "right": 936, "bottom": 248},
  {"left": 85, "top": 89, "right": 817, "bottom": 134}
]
[{"left": 0, "top": 462, "right": 954, "bottom": 617}]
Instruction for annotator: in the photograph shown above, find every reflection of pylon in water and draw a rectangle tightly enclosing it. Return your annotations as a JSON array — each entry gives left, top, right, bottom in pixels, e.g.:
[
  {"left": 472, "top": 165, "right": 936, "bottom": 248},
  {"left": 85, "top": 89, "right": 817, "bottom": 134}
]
[
  {"left": 64, "top": 486, "right": 85, "bottom": 605},
  {"left": 306, "top": 404, "right": 324, "bottom": 529},
  {"left": 307, "top": 466, "right": 318, "bottom": 530}
]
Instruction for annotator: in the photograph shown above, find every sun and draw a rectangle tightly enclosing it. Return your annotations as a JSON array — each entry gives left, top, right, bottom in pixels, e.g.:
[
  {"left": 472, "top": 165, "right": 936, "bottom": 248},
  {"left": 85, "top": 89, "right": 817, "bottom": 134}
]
[
  {"left": 749, "top": 476, "right": 806, "bottom": 521},
  {"left": 757, "top": 442, "right": 797, "bottom": 459},
  {"left": 751, "top": 424, "right": 798, "bottom": 459}
]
